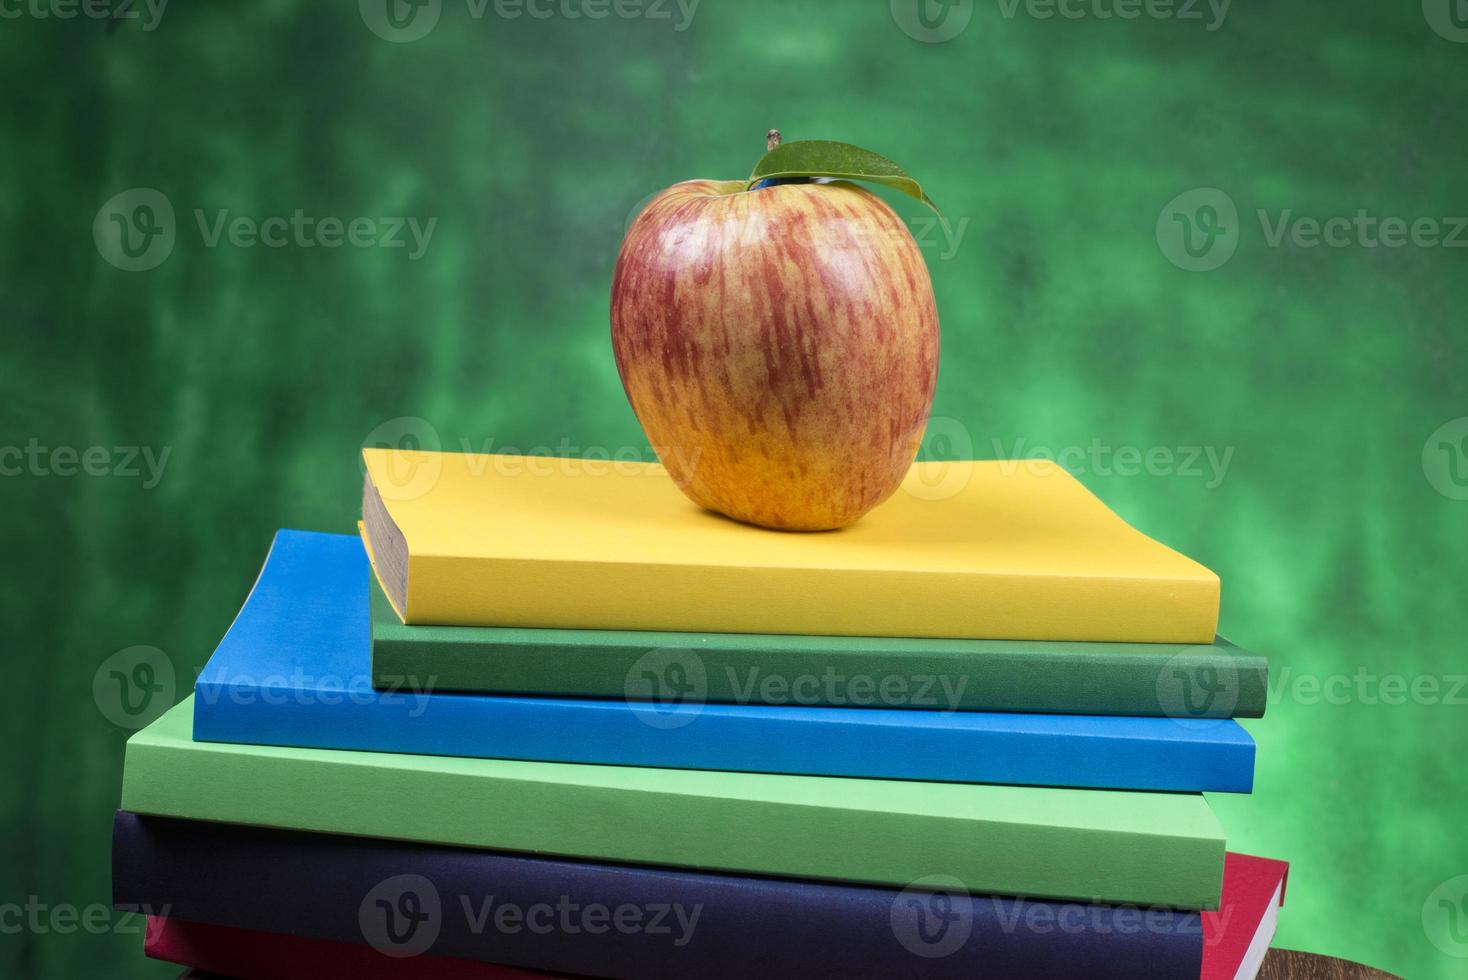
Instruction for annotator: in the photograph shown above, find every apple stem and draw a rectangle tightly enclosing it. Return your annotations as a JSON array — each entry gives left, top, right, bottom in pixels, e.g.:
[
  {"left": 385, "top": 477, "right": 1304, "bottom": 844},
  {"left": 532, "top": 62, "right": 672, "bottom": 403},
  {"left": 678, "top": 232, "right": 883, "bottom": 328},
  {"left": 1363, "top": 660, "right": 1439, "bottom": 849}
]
[{"left": 753, "top": 129, "right": 811, "bottom": 191}]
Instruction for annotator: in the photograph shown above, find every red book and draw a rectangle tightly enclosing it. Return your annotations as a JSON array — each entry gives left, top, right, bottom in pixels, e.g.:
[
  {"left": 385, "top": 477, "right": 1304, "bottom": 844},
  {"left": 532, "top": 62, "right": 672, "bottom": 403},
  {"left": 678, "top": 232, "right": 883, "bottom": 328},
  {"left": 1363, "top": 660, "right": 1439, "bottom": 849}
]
[{"left": 1201, "top": 853, "right": 1290, "bottom": 980}]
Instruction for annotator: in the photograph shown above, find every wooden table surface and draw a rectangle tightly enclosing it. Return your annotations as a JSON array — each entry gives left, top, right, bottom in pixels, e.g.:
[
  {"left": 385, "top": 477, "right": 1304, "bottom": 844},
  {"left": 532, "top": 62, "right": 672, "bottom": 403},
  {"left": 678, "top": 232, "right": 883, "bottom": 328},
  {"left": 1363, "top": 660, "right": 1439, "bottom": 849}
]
[{"left": 1261, "top": 949, "right": 1402, "bottom": 979}]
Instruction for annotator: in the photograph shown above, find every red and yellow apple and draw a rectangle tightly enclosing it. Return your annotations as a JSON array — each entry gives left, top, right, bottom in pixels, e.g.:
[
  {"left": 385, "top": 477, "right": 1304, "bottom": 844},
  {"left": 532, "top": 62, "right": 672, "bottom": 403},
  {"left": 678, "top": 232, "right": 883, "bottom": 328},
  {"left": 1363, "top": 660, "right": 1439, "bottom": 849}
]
[{"left": 610, "top": 178, "right": 939, "bottom": 531}]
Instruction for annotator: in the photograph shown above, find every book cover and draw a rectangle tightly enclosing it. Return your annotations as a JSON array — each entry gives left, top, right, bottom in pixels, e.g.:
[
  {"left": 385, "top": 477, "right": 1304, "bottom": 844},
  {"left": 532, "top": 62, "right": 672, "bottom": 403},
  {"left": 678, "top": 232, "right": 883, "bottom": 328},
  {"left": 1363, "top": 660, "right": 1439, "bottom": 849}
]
[
  {"left": 117, "top": 812, "right": 1207, "bottom": 979},
  {"left": 1201, "top": 853, "right": 1290, "bottom": 980},
  {"left": 196, "top": 530, "right": 1254, "bottom": 792},
  {"left": 371, "top": 575, "right": 1268, "bottom": 719},
  {"left": 123, "top": 700, "right": 1227, "bottom": 909},
  {"left": 361, "top": 449, "right": 1220, "bottom": 643}
]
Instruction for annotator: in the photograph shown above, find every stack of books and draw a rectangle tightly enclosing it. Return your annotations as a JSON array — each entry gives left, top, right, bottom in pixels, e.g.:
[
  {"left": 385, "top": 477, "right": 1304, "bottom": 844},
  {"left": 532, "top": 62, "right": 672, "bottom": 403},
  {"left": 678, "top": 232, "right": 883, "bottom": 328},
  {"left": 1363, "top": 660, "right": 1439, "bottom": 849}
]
[{"left": 113, "top": 449, "right": 1289, "bottom": 978}]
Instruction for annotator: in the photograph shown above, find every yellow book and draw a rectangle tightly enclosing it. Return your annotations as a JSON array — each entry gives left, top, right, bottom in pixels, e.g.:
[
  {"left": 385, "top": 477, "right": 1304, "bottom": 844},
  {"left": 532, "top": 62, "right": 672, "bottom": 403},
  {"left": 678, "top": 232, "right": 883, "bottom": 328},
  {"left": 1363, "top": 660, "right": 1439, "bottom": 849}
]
[{"left": 361, "top": 449, "right": 1219, "bottom": 642}]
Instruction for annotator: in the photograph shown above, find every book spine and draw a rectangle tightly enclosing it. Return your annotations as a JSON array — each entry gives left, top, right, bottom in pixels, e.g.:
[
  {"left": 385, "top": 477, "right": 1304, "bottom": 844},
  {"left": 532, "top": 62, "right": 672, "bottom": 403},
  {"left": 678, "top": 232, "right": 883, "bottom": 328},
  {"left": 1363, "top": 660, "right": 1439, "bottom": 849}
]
[
  {"left": 372, "top": 634, "right": 1270, "bottom": 718},
  {"left": 410, "top": 554, "right": 1220, "bottom": 643},
  {"left": 117, "top": 812, "right": 1205, "bottom": 980},
  {"left": 195, "top": 670, "right": 1256, "bottom": 793}
]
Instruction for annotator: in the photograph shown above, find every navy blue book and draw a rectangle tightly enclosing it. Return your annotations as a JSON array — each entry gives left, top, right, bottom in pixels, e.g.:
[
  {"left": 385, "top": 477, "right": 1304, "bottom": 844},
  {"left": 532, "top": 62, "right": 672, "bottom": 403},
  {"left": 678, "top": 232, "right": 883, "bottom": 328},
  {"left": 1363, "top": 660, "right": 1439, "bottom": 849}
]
[
  {"left": 190, "top": 530, "right": 1256, "bottom": 793},
  {"left": 112, "top": 811, "right": 1206, "bottom": 979}
]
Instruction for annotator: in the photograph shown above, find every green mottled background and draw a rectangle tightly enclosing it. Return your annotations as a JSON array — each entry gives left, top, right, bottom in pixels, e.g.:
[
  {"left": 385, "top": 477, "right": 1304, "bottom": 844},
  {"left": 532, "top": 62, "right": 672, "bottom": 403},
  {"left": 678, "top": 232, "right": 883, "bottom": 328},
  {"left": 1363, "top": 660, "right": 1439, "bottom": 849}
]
[{"left": 2, "top": 1, "right": 1465, "bottom": 977}]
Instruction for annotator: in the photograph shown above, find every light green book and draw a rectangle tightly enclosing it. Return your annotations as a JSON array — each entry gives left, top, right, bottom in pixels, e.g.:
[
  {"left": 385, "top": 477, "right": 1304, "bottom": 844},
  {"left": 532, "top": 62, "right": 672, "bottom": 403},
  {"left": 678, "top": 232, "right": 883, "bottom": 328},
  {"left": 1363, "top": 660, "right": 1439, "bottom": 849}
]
[{"left": 124, "top": 698, "right": 1226, "bottom": 909}]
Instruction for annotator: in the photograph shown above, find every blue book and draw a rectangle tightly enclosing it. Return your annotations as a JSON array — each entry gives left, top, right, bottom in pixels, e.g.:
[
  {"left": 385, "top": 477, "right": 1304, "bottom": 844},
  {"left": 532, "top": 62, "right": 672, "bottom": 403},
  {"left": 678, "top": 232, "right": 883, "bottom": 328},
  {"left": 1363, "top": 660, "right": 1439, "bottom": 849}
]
[{"left": 191, "top": 530, "right": 1255, "bottom": 792}]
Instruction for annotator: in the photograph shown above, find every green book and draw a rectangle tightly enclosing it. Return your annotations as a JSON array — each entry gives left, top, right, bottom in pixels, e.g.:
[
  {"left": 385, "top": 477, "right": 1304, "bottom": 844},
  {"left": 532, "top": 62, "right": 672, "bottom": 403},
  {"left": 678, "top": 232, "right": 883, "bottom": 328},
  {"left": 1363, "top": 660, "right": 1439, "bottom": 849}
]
[
  {"left": 124, "top": 699, "right": 1226, "bottom": 909},
  {"left": 371, "top": 581, "right": 1267, "bottom": 717}
]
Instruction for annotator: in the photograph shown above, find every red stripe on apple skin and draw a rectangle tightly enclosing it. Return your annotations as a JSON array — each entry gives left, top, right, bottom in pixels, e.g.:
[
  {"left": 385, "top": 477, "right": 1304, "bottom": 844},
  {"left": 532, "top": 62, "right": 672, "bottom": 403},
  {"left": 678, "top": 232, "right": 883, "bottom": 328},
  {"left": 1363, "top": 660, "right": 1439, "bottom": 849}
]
[{"left": 611, "top": 178, "right": 939, "bottom": 531}]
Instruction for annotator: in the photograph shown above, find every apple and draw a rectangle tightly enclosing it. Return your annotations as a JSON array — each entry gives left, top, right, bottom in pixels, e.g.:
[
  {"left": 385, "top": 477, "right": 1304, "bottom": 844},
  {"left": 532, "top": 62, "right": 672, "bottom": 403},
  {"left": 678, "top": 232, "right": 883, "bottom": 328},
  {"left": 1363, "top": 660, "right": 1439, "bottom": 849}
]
[{"left": 610, "top": 172, "right": 939, "bottom": 531}]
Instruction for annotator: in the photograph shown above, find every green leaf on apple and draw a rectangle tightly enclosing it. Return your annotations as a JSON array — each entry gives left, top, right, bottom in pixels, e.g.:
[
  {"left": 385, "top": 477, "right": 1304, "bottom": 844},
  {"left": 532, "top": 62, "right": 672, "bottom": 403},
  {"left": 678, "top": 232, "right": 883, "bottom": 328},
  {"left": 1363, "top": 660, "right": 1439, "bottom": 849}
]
[{"left": 745, "top": 139, "right": 944, "bottom": 221}]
